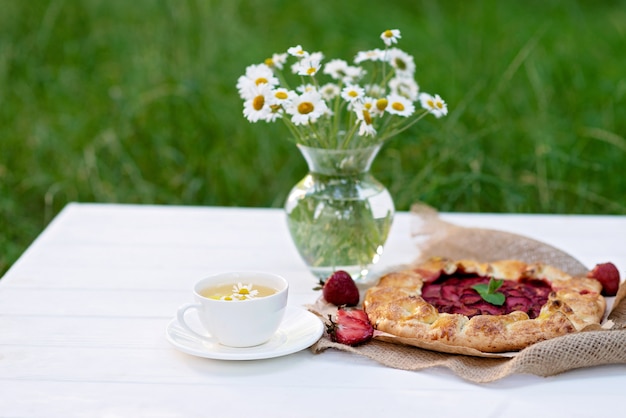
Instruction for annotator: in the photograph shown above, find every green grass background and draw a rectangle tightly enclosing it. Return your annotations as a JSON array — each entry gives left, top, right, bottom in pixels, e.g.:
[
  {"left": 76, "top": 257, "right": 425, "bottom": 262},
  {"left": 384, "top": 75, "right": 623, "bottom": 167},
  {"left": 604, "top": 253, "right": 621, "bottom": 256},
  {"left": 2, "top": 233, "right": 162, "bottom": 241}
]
[{"left": 2, "top": 0, "right": 626, "bottom": 276}]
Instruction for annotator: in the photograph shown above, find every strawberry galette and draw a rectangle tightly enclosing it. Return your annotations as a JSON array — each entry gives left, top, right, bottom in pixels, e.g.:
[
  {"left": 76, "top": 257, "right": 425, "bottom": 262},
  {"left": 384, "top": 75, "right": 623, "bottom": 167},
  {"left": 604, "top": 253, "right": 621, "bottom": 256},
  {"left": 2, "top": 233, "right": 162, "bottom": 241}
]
[{"left": 363, "top": 258, "right": 610, "bottom": 353}]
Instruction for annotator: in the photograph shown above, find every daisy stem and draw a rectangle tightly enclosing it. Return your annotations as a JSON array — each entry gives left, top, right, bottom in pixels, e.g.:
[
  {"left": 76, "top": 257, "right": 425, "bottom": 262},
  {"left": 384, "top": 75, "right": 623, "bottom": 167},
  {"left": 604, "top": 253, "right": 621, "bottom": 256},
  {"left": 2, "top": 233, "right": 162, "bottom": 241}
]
[
  {"left": 281, "top": 115, "right": 306, "bottom": 144},
  {"left": 306, "top": 122, "right": 325, "bottom": 148},
  {"left": 382, "top": 46, "right": 389, "bottom": 83},
  {"left": 275, "top": 69, "right": 291, "bottom": 91},
  {"left": 340, "top": 117, "right": 361, "bottom": 149},
  {"left": 331, "top": 81, "right": 347, "bottom": 147},
  {"left": 378, "top": 109, "right": 431, "bottom": 142}
]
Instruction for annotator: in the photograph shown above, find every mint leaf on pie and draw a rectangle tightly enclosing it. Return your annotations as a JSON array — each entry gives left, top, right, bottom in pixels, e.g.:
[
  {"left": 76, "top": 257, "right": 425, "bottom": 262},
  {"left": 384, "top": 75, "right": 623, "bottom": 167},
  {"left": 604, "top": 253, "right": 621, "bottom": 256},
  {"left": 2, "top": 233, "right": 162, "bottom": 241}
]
[{"left": 472, "top": 278, "right": 506, "bottom": 306}]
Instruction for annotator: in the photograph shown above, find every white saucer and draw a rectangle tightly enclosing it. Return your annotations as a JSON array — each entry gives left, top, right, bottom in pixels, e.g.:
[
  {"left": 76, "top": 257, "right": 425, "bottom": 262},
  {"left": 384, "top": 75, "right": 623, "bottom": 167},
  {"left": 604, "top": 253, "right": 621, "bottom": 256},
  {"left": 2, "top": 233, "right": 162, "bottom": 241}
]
[{"left": 166, "top": 306, "right": 324, "bottom": 360}]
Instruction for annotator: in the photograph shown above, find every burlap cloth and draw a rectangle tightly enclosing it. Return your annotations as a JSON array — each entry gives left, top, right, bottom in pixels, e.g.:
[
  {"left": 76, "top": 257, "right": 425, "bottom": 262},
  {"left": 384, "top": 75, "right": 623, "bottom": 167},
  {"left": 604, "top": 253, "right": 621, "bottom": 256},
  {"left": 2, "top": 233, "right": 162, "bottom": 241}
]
[{"left": 310, "top": 204, "right": 626, "bottom": 383}]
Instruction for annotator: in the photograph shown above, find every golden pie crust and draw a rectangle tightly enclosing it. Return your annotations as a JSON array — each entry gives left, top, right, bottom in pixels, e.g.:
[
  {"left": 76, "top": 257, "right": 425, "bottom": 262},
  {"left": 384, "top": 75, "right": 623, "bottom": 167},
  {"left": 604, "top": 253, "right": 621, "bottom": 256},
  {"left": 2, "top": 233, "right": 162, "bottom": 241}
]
[{"left": 363, "top": 258, "right": 606, "bottom": 353}]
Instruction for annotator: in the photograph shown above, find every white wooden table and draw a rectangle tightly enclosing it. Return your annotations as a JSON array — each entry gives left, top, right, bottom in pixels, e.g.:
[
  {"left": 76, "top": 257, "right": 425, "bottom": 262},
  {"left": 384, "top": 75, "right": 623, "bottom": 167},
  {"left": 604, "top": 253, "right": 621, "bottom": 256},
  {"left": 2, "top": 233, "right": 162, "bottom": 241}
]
[{"left": 1, "top": 203, "right": 625, "bottom": 417}]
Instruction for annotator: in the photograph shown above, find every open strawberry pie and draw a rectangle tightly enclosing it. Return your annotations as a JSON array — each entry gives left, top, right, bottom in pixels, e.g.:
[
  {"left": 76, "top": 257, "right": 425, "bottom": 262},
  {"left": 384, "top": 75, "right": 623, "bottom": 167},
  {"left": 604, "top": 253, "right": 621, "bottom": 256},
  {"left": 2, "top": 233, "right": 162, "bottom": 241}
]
[{"left": 363, "top": 258, "right": 613, "bottom": 353}]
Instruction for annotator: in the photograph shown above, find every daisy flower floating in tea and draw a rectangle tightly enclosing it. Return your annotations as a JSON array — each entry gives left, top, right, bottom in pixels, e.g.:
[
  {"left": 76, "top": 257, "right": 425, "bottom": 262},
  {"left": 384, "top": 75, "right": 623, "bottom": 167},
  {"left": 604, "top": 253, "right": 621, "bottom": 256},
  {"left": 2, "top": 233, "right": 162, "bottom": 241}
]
[
  {"left": 222, "top": 283, "right": 259, "bottom": 301},
  {"left": 237, "top": 28, "right": 448, "bottom": 149}
]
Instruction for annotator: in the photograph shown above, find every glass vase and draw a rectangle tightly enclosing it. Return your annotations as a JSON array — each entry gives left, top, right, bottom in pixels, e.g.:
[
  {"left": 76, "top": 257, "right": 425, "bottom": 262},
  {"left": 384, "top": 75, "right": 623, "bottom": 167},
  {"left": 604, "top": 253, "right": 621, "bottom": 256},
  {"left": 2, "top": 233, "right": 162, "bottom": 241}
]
[{"left": 285, "top": 144, "right": 395, "bottom": 281}]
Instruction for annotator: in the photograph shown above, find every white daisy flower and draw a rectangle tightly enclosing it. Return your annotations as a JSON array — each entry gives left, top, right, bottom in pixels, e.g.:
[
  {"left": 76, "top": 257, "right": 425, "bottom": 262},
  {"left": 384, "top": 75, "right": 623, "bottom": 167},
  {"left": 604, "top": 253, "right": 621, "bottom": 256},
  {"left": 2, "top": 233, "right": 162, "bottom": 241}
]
[
  {"left": 353, "top": 102, "right": 377, "bottom": 137},
  {"left": 375, "top": 97, "right": 389, "bottom": 113},
  {"left": 364, "top": 83, "right": 385, "bottom": 98},
  {"left": 265, "top": 89, "right": 294, "bottom": 122},
  {"left": 352, "top": 101, "right": 369, "bottom": 120},
  {"left": 265, "top": 52, "right": 288, "bottom": 70},
  {"left": 358, "top": 120, "right": 377, "bottom": 137},
  {"left": 285, "top": 91, "right": 329, "bottom": 126},
  {"left": 323, "top": 59, "right": 350, "bottom": 80},
  {"left": 320, "top": 83, "right": 341, "bottom": 100},
  {"left": 290, "top": 61, "right": 299, "bottom": 75},
  {"left": 342, "top": 65, "right": 366, "bottom": 84},
  {"left": 354, "top": 48, "right": 385, "bottom": 64},
  {"left": 269, "top": 87, "right": 296, "bottom": 105},
  {"left": 231, "top": 282, "right": 259, "bottom": 300},
  {"left": 309, "top": 51, "right": 325, "bottom": 63},
  {"left": 386, "top": 94, "right": 415, "bottom": 117},
  {"left": 386, "top": 48, "right": 415, "bottom": 77},
  {"left": 242, "top": 83, "right": 273, "bottom": 123},
  {"left": 293, "top": 56, "right": 321, "bottom": 76},
  {"left": 341, "top": 84, "right": 365, "bottom": 103},
  {"left": 265, "top": 104, "right": 284, "bottom": 122},
  {"left": 236, "top": 76, "right": 258, "bottom": 100},
  {"left": 324, "top": 59, "right": 365, "bottom": 83},
  {"left": 389, "top": 76, "right": 419, "bottom": 101},
  {"left": 419, "top": 93, "right": 448, "bottom": 118},
  {"left": 296, "top": 83, "right": 317, "bottom": 94},
  {"left": 287, "top": 45, "right": 309, "bottom": 58},
  {"left": 236, "top": 63, "right": 279, "bottom": 100},
  {"left": 362, "top": 96, "right": 384, "bottom": 117},
  {"left": 380, "top": 29, "right": 401, "bottom": 46}
]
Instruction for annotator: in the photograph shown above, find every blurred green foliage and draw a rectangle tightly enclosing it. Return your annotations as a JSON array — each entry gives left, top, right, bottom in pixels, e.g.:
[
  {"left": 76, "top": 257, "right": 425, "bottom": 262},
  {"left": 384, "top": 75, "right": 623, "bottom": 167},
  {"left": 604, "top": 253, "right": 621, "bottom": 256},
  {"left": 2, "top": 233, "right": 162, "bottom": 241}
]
[{"left": 1, "top": 0, "right": 626, "bottom": 275}]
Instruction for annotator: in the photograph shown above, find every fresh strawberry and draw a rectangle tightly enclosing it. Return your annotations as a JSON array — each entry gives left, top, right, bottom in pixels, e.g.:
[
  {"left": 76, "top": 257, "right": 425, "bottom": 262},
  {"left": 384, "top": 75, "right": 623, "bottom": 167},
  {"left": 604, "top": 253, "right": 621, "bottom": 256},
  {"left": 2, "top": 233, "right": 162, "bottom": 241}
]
[
  {"left": 587, "top": 262, "right": 621, "bottom": 296},
  {"left": 322, "top": 270, "right": 359, "bottom": 306},
  {"left": 326, "top": 308, "right": 374, "bottom": 346}
]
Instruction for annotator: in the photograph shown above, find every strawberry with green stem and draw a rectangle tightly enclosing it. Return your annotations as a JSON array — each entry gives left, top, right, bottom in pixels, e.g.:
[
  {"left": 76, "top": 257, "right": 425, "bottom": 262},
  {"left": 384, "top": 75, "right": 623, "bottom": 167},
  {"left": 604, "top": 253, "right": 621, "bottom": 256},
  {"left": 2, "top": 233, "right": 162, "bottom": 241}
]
[
  {"left": 316, "top": 270, "right": 360, "bottom": 306},
  {"left": 326, "top": 308, "right": 374, "bottom": 346}
]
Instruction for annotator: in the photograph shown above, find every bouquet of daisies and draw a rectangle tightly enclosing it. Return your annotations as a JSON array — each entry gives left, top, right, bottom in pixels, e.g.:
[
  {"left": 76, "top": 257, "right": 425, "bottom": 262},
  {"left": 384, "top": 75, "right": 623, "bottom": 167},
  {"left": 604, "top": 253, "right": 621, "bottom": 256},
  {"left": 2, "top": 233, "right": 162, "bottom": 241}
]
[{"left": 237, "top": 29, "right": 447, "bottom": 149}]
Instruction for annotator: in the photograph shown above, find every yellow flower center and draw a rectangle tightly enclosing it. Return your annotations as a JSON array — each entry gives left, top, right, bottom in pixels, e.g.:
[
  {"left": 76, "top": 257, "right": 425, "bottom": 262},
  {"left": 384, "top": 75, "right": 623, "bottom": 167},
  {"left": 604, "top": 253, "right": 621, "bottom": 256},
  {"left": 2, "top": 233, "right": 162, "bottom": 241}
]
[
  {"left": 255, "top": 77, "right": 268, "bottom": 85},
  {"left": 298, "top": 102, "right": 314, "bottom": 114},
  {"left": 348, "top": 90, "right": 358, "bottom": 98},
  {"left": 270, "top": 104, "right": 281, "bottom": 113},
  {"left": 383, "top": 30, "right": 393, "bottom": 38},
  {"left": 376, "top": 98, "right": 388, "bottom": 111},
  {"left": 275, "top": 91, "right": 288, "bottom": 100},
  {"left": 238, "top": 288, "right": 249, "bottom": 295},
  {"left": 264, "top": 58, "right": 273, "bottom": 67},
  {"left": 394, "top": 58, "right": 407, "bottom": 71},
  {"left": 307, "top": 67, "right": 316, "bottom": 75},
  {"left": 253, "top": 95, "right": 265, "bottom": 111},
  {"left": 436, "top": 101, "right": 443, "bottom": 109},
  {"left": 363, "top": 110, "right": 372, "bottom": 125},
  {"left": 392, "top": 102, "right": 405, "bottom": 111},
  {"left": 427, "top": 99, "right": 435, "bottom": 108}
]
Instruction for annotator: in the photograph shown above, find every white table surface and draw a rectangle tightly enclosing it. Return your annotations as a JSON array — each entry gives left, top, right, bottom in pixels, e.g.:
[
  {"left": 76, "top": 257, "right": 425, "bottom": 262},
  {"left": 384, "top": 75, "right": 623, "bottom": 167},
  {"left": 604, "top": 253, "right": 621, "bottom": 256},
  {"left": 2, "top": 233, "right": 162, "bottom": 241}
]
[{"left": 1, "top": 203, "right": 625, "bottom": 418}]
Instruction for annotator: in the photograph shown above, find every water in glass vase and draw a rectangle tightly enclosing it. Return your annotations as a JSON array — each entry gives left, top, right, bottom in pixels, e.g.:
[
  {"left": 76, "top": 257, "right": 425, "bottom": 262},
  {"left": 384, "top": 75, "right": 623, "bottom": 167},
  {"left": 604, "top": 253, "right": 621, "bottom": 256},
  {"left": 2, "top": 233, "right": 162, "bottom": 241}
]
[{"left": 285, "top": 172, "right": 394, "bottom": 281}]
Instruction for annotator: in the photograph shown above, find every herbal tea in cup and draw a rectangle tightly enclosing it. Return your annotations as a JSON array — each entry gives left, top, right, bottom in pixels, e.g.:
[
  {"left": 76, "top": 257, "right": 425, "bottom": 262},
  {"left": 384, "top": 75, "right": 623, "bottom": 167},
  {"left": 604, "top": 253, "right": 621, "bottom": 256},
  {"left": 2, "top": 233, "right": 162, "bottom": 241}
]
[
  {"left": 177, "top": 271, "right": 288, "bottom": 347},
  {"left": 199, "top": 282, "right": 278, "bottom": 301}
]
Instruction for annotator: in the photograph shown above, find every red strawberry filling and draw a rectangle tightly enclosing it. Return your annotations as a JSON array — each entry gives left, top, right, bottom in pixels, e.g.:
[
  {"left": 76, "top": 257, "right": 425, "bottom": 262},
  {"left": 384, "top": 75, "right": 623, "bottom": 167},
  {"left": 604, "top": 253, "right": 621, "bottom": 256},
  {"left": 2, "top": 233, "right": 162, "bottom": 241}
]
[{"left": 421, "top": 274, "right": 552, "bottom": 319}]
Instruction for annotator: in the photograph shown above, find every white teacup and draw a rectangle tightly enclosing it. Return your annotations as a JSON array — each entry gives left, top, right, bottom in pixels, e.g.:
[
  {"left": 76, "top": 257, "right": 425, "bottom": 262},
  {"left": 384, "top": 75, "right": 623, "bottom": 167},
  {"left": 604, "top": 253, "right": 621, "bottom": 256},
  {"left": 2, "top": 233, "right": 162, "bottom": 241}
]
[{"left": 177, "top": 271, "right": 289, "bottom": 348}]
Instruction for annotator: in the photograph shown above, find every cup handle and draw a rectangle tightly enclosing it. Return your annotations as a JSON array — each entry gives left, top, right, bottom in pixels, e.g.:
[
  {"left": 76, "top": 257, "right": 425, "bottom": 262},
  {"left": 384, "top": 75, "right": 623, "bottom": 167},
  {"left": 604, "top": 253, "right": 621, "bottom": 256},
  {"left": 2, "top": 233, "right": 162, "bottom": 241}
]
[{"left": 176, "top": 303, "right": 218, "bottom": 343}]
